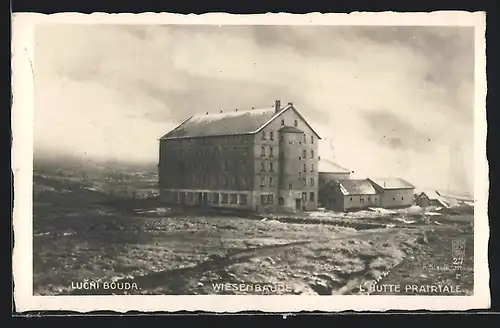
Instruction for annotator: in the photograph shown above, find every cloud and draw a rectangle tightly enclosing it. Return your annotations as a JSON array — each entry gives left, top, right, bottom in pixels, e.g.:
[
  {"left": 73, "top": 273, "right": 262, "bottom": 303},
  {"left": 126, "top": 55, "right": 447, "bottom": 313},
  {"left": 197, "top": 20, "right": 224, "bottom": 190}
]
[{"left": 33, "top": 24, "right": 475, "bottom": 194}]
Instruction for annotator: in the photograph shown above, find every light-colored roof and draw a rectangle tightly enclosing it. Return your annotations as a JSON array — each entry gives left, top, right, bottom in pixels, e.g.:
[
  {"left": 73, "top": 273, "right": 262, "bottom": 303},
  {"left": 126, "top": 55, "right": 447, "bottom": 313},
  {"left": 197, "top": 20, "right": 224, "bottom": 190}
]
[
  {"left": 369, "top": 178, "right": 415, "bottom": 190},
  {"left": 415, "top": 189, "right": 441, "bottom": 199},
  {"left": 337, "top": 179, "right": 377, "bottom": 196},
  {"left": 318, "top": 159, "right": 351, "bottom": 173},
  {"left": 160, "top": 103, "right": 321, "bottom": 139}
]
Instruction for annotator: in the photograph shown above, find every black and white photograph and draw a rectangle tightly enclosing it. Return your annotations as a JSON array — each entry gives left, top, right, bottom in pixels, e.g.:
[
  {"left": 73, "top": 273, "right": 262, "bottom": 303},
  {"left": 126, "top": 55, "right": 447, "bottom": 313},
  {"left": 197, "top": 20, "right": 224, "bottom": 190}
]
[{"left": 12, "top": 12, "right": 489, "bottom": 312}]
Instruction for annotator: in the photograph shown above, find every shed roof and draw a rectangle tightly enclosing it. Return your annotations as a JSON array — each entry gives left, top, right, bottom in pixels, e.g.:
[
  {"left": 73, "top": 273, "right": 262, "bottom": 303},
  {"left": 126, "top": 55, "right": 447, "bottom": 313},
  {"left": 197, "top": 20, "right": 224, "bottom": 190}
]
[
  {"left": 337, "top": 179, "right": 377, "bottom": 196},
  {"left": 160, "top": 103, "right": 321, "bottom": 140},
  {"left": 369, "top": 178, "right": 415, "bottom": 190},
  {"left": 318, "top": 159, "right": 351, "bottom": 173}
]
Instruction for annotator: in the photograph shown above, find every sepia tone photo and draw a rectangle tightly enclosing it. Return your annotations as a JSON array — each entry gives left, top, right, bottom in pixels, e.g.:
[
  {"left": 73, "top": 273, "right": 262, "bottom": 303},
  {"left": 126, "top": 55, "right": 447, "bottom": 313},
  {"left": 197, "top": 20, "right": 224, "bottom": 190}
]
[{"left": 12, "top": 12, "right": 488, "bottom": 312}]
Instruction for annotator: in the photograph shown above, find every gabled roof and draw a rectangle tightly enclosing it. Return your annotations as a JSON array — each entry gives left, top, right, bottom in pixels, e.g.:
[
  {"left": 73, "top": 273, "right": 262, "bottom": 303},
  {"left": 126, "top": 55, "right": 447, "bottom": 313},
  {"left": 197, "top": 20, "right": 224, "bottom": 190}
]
[
  {"left": 160, "top": 103, "right": 321, "bottom": 140},
  {"left": 415, "top": 189, "right": 441, "bottom": 200},
  {"left": 369, "top": 178, "right": 415, "bottom": 190},
  {"left": 318, "top": 159, "right": 351, "bottom": 173},
  {"left": 336, "top": 179, "right": 377, "bottom": 196}
]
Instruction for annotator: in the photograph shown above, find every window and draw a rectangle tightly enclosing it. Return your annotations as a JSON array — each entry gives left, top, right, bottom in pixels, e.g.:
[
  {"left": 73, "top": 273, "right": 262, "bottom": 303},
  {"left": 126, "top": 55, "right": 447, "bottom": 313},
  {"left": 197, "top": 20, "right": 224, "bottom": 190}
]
[
  {"left": 269, "top": 177, "right": 274, "bottom": 186},
  {"left": 223, "top": 161, "right": 228, "bottom": 170},
  {"left": 303, "top": 134, "right": 306, "bottom": 143},
  {"left": 393, "top": 197, "right": 396, "bottom": 201},
  {"left": 303, "top": 163, "right": 307, "bottom": 172},
  {"left": 303, "top": 150, "right": 306, "bottom": 158},
  {"left": 261, "top": 194, "right": 274, "bottom": 205},
  {"left": 311, "top": 150, "right": 315, "bottom": 158},
  {"left": 311, "top": 164, "right": 314, "bottom": 172},
  {"left": 261, "top": 146, "right": 266, "bottom": 157},
  {"left": 310, "top": 192, "right": 315, "bottom": 202},
  {"left": 270, "top": 132, "right": 274, "bottom": 140},
  {"left": 215, "top": 148, "right": 220, "bottom": 157},
  {"left": 242, "top": 177, "right": 248, "bottom": 186},
  {"left": 269, "top": 146, "right": 274, "bottom": 157},
  {"left": 269, "top": 162, "right": 274, "bottom": 172},
  {"left": 212, "top": 193, "right": 219, "bottom": 204},
  {"left": 223, "top": 176, "right": 228, "bottom": 187},
  {"left": 230, "top": 194, "right": 238, "bottom": 204},
  {"left": 310, "top": 178, "right": 314, "bottom": 187},
  {"left": 361, "top": 198, "right": 364, "bottom": 203},
  {"left": 350, "top": 197, "right": 353, "bottom": 201},
  {"left": 311, "top": 136, "right": 314, "bottom": 144},
  {"left": 302, "top": 192, "right": 307, "bottom": 202},
  {"left": 294, "top": 120, "right": 298, "bottom": 127},
  {"left": 401, "top": 197, "right": 404, "bottom": 201},
  {"left": 262, "top": 131, "right": 266, "bottom": 140},
  {"left": 288, "top": 184, "right": 292, "bottom": 190},
  {"left": 279, "top": 197, "right": 284, "bottom": 205},
  {"left": 239, "top": 194, "right": 248, "bottom": 205},
  {"left": 221, "top": 193, "right": 229, "bottom": 204},
  {"left": 298, "top": 172, "right": 302, "bottom": 178},
  {"left": 303, "top": 178, "right": 307, "bottom": 186},
  {"left": 261, "top": 162, "right": 265, "bottom": 172},
  {"left": 368, "top": 196, "right": 371, "bottom": 201},
  {"left": 260, "top": 177, "right": 265, "bottom": 187},
  {"left": 281, "top": 119, "right": 285, "bottom": 126}
]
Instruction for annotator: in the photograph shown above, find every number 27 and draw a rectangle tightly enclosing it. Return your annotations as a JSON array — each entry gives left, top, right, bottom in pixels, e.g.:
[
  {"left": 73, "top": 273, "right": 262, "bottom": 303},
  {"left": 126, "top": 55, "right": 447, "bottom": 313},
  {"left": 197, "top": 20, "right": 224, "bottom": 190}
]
[{"left": 453, "top": 258, "right": 463, "bottom": 265}]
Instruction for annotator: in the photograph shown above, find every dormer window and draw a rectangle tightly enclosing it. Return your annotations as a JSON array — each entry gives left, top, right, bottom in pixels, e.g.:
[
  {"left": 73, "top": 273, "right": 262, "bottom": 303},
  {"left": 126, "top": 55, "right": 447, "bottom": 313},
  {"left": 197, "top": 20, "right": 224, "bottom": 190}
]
[{"left": 262, "top": 131, "right": 266, "bottom": 140}]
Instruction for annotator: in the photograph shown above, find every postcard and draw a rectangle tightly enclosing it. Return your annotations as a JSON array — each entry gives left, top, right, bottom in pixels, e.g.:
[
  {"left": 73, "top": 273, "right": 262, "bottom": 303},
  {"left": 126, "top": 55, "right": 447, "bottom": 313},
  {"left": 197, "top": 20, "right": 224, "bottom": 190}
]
[{"left": 12, "top": 11, "right": 489, "bottom": 312}]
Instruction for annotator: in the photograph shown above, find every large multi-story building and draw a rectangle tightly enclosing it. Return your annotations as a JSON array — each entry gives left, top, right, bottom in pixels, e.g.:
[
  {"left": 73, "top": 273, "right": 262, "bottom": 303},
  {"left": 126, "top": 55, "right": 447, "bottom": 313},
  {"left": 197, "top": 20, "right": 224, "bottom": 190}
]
[{"left": 158, "top": 100, "right": 321, "bottom": 213}]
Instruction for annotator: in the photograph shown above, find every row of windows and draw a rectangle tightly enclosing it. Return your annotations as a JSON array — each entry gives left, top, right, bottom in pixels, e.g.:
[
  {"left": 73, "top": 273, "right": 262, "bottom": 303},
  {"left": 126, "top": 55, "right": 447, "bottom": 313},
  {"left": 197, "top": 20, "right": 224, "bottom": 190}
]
[
  {"left": 165, "top": 176, "right": 249, "bottom": 188},
  {"left": 168, "top": 146, "right": 250, "bottom": 159},
  {"left": 167, "top": 135, "right": 252, "bottom": 146},
  {"left": 166, "top": 191, "right": 249, "bottom": 205},
  {"left": 261, "top": 129, "right": 315, "bottom": 144}
]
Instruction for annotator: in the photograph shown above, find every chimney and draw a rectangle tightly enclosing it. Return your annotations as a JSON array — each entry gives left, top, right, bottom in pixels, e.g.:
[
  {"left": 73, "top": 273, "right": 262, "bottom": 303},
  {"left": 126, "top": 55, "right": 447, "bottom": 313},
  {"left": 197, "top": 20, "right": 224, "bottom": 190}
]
[
  {"left": 235, "top": 109, "right": 238, "bottom": 111},
  {"left": 288, "top": 102, "right": 293, "bottom": 106},
  {"left": 275, "top": 100, "right": 281, "bottom": 113},
  {"left": 220, "top": 110, "right": 223, "bottom": 113},
  {"left": 206, "top": 112, "right": 208, "bottom": 115}
]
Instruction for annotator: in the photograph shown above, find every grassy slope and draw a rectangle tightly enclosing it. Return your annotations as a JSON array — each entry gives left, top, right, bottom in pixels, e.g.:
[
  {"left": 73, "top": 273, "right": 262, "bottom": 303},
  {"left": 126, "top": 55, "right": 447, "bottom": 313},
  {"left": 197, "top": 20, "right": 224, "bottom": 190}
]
[{"left": 32, "top": 168, "right": 474, "bottom": 296}]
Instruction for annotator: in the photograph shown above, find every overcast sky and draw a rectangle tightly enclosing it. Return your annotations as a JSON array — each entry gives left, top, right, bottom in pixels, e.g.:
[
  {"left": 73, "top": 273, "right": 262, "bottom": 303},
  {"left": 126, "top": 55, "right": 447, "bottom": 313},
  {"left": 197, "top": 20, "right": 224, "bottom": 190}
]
[{"left": 34, "top": 24, "right": 475, "bottom": 194}]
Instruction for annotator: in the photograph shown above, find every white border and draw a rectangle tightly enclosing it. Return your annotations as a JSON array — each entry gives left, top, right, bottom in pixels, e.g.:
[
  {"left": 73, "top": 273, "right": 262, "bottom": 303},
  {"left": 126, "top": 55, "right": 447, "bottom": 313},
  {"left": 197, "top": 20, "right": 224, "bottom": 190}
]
[{"left": 12, "top": 11, "right": 489, "bottom": 312}]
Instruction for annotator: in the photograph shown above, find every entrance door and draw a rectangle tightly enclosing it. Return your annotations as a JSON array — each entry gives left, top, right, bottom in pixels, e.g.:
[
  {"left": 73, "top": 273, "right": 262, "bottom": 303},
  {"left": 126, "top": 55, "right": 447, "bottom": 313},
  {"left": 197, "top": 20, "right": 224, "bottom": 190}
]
[
  {"left": 202, "top": 192, "right": 208, "bottom": 205},
  {"left": 295, "top": 199, "right": 301, "bottom": 211},
  {"left": 197, "top": 192, "right": 203, "bottom": 205}
]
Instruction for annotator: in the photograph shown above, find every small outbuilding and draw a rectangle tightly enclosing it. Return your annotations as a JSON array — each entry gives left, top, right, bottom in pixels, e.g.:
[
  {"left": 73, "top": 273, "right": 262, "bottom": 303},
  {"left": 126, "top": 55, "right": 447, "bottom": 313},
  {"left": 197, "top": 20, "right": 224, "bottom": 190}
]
[{"left": 319, "top": 179, "right": 378, "bottom": 212}]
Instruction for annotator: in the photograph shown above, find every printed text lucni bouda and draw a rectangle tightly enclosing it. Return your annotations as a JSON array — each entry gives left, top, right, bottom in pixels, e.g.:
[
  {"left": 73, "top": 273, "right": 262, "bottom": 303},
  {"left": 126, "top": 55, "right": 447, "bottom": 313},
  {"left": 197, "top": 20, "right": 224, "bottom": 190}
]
[{"left": 71, "top": 280, "right": 139, "bottom": 291}]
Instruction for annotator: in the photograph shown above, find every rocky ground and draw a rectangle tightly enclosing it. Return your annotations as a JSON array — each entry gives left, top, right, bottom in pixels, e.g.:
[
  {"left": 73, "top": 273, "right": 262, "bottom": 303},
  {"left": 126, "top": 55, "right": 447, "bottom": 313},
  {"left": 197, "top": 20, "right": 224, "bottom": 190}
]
[{"left": 31, "top": 171, "right": 474, "bottom": 296}]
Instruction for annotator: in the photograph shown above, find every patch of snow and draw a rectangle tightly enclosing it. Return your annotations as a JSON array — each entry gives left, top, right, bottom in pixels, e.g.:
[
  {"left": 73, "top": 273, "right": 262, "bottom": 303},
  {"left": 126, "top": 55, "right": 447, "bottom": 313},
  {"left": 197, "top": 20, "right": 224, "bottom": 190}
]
[
  {"left": 393, "top": 217, "right": 415, "bottom": 224},
  {"left": 425, "top": 212, "right": 441, "bottom": 216},
  {"left": 368, "top": 207, "right": 397, "bottom": 215}
]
